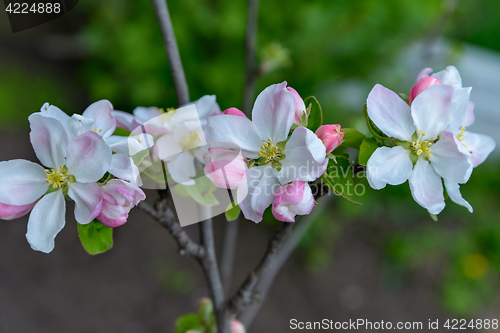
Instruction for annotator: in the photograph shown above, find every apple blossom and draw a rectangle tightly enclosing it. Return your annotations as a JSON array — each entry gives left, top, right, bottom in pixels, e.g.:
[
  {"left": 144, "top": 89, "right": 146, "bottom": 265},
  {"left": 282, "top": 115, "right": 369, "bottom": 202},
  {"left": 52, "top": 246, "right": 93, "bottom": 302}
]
[
  {"left": 0, "top": 114, "right": 113, "bottom": 253},
  {"left": 315, "top": 124, "right": 345, "bottom": 154},
  {"left": 272, "top": 180, "right": 315, "bottom": 222},
  {"left": 408, "top": 76, "right": 441, "bottom": 105},
  {"left": 205, "top": 82, "right": 327, "bottom": 222},
  {"left": 286, "top": 86, "right": 307, "bottom": 125},
  {"left": 203, "top": 148, "right": 248, "bottom": 190}
]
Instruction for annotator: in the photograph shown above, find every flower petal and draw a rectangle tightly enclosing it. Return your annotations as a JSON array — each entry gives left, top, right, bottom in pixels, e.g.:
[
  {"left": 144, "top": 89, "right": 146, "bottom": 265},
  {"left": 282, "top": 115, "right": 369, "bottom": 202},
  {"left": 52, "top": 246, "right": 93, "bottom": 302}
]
[
  {"left": 25, "top": 190, "right": 66, "bottom": 253},
  {"left": 446, "top": 87, "right": 472, "bottom": 133},
  {"left": 462, "top": 101, "right": 475, "bottom": 127},
  {"left": 167, "top": 151, "right": 196, "bottom": 186},
  {"left": 430, "top": 131, "right": 472, "bottom": 183},
  {"left": 106, "top": 134, "right": 154, "bottom": 155},
  {"left": 29, "top": 113, "right": 68, "bottom": 169},
  {"left": 109, "top": 153, "right": 142, "bottom": 186},
  {"left": 111, "top": 110, "right": 135, "bottom": 130},
  {"left": 65, "top": 114, "right": 94, "bottom": 141},
  {"left": 192, "top": 95, "right": 221, "bottom": 120},
  {"left": 432, "top": 65, "right": 462, "bottom": 90},
  {"left": 417, "top": 67, "right": 433, "bottom": 80},
  {"left": 411, "top": 84, "right": 454, "bottom": 140},
  {"left": 237, "top": 165, "right": 279, "bottom": 223},
  {"left": 66, "top": 131, "right": 112, "bottom": 183},
  {"left": 444, "top": 180, "right": 473, "bottom": 213},
  {"left": 366, "top": 146, "right": 413, "bottom": 190},
  {"left": 462, "top": 131, "right": 496, "bottom": 167},
  {"left": 284, "top": 127, "right": 326, "bottom": 163},
  {"left": 252, "top": 82, "right": 296, "bottom": 143},
  {"left": 0, "top": 159, "right": 49, "bottom": 205},
  {"left": 366, "top": 84, "right": 414, "bottom": 141},
  {"left": 154, "top": 134, "right": 183, "bottom": 162},
  {"left": 82, "top": 100, "right": 116, "bottom": 138},
  {"left": 0, "top": 201, "right": 36, "bottom": 220},
  {"left": 205, "top": 115, "right": 263, "bottom": 158},
  {"left": 409, "top": 158, "right": 445, "bottom": 215},
  {"left": 67, "top": 182, "right": 103, "bottom": 224},
  {"left": 39, "top": 103, "right": 70, "bottom": 125}
]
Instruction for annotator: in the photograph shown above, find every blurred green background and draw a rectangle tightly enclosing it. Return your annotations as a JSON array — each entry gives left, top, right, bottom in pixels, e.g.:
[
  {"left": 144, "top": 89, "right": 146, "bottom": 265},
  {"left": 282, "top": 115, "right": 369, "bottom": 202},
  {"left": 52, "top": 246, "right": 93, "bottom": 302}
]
[{"left": 1, "top": 0, "right": 499, "bottom": 321}]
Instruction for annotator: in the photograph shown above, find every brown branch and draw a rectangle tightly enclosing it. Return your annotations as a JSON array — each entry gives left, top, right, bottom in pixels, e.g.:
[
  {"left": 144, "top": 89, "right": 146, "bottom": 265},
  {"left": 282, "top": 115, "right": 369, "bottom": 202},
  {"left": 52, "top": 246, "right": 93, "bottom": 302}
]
[
  {"left": 220, "top": 217, "right": 239, "bottom": 292},
  {"left": 242, "top": 0, "right": 260, "bottom": 116}
]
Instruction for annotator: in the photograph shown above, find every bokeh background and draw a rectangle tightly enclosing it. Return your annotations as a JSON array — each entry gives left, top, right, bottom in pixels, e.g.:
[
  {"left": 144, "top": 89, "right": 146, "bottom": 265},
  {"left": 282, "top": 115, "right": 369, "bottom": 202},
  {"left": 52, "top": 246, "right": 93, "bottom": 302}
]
[{"left": 1, "top": 0, "right": 500, "bottom": 332}]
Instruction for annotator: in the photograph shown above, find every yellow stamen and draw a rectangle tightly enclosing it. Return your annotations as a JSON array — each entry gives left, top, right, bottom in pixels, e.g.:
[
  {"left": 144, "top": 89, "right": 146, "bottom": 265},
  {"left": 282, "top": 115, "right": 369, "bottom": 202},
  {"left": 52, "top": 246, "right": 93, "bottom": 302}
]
[
  {"left": 258, "top": 138, "right": 282, "bottom": 163},
  {"left": 181, "top": 131, "right": 201, "bottom": 150},
  {"left": 411, "top": 129, "right": 434, "bottom": 159},
  {"left": 45, "top": 168, "right": 69, "bottom": 189}
]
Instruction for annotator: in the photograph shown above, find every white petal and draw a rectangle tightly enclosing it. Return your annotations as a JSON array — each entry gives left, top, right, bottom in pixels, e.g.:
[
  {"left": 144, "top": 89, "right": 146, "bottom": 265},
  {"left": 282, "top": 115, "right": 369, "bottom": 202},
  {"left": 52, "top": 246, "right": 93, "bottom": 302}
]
[
  {"left": 411, "top": 84, "right": 454, "bottom": 140},
  {"left": 192, "top": 95, "right": 221, "bottom": 120},
  {"left": 417, "top": 68, "right": 433, "bottom": 80},
  {"left": 252, "top": 82, "right": 296, "bottom": 143},
  {"left": 444, "top": 180, "right": 473, "bottom": 213},
  {"left": 432, "top": 65, "right": 462, "bottom": 89},
  {"left": 283, "top": 127, "right": 326, "bottom": 163},
  {"left": 133, "top": 106, "right": 163, "bottom": 123},
  {"left": 106, "top": 134, "right": 154, "bottom": 155},
  {"left": 430, "top": 132, "right": 472, "bottom": 183},
  {"left": 462, "top": 101, "right": 475, "bottom": 127},
  {"left": 65, "top": 114, "right": 94, "bottom": 141},
  {"left": 366, "top": 84, "right": 414, "bottom": 141},
  {"left": 154, "top": 134, "right": 183, "bottom": 162},
  {"left": 205, "top": 115, "right": 263, "bottom": 158},
  {"left": 67, "top": 182, "right": 103, "bottom": 224},
  {"left": 462, "top": 131, "right": 496, "bottom": 167},
  {"left": 409, "top": 158, "right": 445, "bottom": 215},
  {"left": 109, "top": 154, "right": 142, "bottom": 186},
  {"left": 38, "top": 103, "right": 70, "bottom": 125},
  {"left": 66, "top": 132, "right": 112, "bottom": 183},
  {"left": 26, "top": 190, "right": 66, "bottom": 253},
  {"left": 446, "top": 87, "right": 471, "bottom": 132},
  {"left": 29, "top": 113, "right": 68, "bottom": 169},
  {"left": 167, "top": 151, "right": 196, "bottom": 186},
  {"left": 278, "top": 147, "right": 328, "bottom": 184},
  {"left": 111, "top": 110, "right": 135, "bottom": 130},
  {"left": 237, "top": 165, "right": 279, "bottom": 223},
  {"left": 366, "top": 146, "right": 413, "bottom": 190},
  {"left": 82, "top": 100, "right": 116, "bottom": 138},
  {"left": 0, "top": 159, "right": 49, "bottom": 205}
]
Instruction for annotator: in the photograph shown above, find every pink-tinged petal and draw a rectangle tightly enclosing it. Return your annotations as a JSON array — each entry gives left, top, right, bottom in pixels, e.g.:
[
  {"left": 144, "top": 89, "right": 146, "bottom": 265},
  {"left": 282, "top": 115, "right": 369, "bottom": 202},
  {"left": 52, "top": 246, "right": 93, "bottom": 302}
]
[
  {"left": 65, "top": 114, "right": 94, "bottom": 141},
  {"left": 203, "top": 148, "right": 248, "bottom": 189},
  {"left": 411, "top": 84, "right": 454, "bottom": 140},
  {"left": 444, "top": 180, "right": 473, "bottom": 213},
  {"left": 29, "top": 113, "right": 68, "bottom": 169},
  {"left": 167, "top": 151, "right": 196, "bottom": 185},
  {"left": 0, "top": 201, "right": 36, "bottom": 220},
  {"left": 462, "top": 101, "right": 475, "bottom": 127},
  {"left": 315, "top": 124, "right": 345, "bottom": 154},
  {"left": 286, "top": 87, "right": 307, "bottom": 124},
  {"left": 367, "top": 84, "right": 414, "bottom": 141},
  {"left": 446, "top": 87, "right": 472, "bottom": 133},
  {"left": 133, "top": 106, "right": 164, "bottom": 123},
  {"left": 416, "top": 67, "right": 433, "bottom": 80},
  {"left": 432, "top": 65, "right": 462, "bottom": 90},
  {"left": 66, "top": 131, "right": 112, "bottom": 183},
  {"left": 39, "top": 103, "right": 70, "bottom": 125},
  {"left": 67, "top": 182, "right": 103, "bottom": 224},
  {"left": 111, "top": 110, "right": 135, "bottom": 130},
  {"left": 462, "top": 131, "right": 496, "bottom": 167},
  {"left": 98, "top": 179, "right": 145, "bottom": 227},
  {"left": 106, "top": 134, "right": 154, "bottom": 156},
  {"left": 408, "top": 76, "right": 441, "bottom": 106},
  {"left": 272, "top": 181, "right": 314, "bottom": 222},
  {"left": 252, "top": 82, "right": 296, "bottom": 143},
  {"left": 237, "top": 165, "right": 279, "bottom": 223},
  {"left": 205, "top": 115, "right": 263, "bottom": 159},
  {"left": 193, "top": 95, "right": 221, "bottom": 119},
  {"left": 0, "top": 160, "right": 49, "bottom": 205},
  {"left": 223, "top": 107, "right": 247, "bottom": 118},
  {"left": 230, "top": 319, "right": 246, "bottom": 333},
  {"left": 430, "top": 131, "right": 472, "bottom": 183},
  {"left": 367, "top": 146, "right": 413, "bottom": 190},
  {"left": 409, "top": 158, "right": 445, "bottom": 215},
  {"left": 154, "top": 134, "right": 183, "bottom": 162},
  {"left": 109, "top": 154, "right": 142, "bottom": 186},
  {"left": 82, "top": 100, "right": 116, "bottom": 138},
  {"left": 25, "top": 190, "right": 66, "bottom": 253},
  {"left": 285, "top": 127, "right": 326, "bottom": 164}
]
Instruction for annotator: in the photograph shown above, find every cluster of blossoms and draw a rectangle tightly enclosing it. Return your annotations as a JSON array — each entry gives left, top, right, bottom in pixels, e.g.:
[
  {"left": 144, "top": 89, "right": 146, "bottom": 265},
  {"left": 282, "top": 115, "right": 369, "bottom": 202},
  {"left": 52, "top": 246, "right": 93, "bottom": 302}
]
[
  {"left": 0, "top": 101, "right": 150, "bottom": 253},
  {"left": 203, "top": 82, "right": 344, "bottom": 223},
  {"left": 366, "top": 66, "right": 495, "bottom": 214}
]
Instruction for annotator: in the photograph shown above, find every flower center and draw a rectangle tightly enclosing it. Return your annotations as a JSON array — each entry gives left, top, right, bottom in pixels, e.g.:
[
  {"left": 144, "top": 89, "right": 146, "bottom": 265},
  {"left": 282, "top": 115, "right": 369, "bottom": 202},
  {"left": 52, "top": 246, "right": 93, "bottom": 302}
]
[
  {"left": 457, "top": 126, "right": 468, "bottom": 144},
  {"left": 182, "top": 131, "right": 201, "bottom": 150},
  {"left": 45, "top": 166, "right": 70, "bottom": 189},
  {"left": 258, "top": 138, "right": 283, "bottom": 163},
  {"left": 410, "top": 129, "right": 434, "bottom": 159},
  {"left": 92, "top": 127, "right": 103, "bottom": 134}
]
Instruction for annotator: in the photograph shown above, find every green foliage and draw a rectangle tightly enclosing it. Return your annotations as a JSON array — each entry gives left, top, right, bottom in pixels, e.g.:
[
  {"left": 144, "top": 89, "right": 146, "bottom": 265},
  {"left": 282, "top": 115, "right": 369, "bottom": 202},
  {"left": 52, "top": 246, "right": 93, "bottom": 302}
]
[
  {"left": 174, "top": 298, "right": 216, "bottom": 333},
  {"left": 225, "top": 202, "right": 241, "bottom": 221},
  {"left": 303, "top": 96, "right": 323, "bottom": 132},
  {"left": 341, "top": 128, "right": 366, "bottom": 149},
  {"left": 358, "top": 138, "right": 380, "bottom": 166},
  {"left": 77, "top": 219, "right": 113, "bottom": 255},
  {"left": 321, "top": 155, "right": 361, "bottom": 205},
  {"left": 177, "top": 176, "right": 219, "bottom": 207}
]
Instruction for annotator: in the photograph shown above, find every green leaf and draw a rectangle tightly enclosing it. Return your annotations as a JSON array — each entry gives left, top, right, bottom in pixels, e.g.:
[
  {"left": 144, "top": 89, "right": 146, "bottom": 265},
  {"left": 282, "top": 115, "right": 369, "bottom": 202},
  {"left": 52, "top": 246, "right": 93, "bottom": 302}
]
[
  {"left": 429, "top": 212, "right": 438, "bottom": 221},
  {"left": 341, "top": 128, "right": 366, "bottom": 149},
  {"left": 112, "top": 127, "right": 132, "bottom": 137},
  {"left": 181, "top": 176, "right": 219, "bottom": 206},
  {"left": 77, "top": 219, "right": 113, "bottom": 255},
  {"left": 358, "top": 138, "right": 380, "bottom": 166},
  {"left": 131, "top": 149, "right": 150, "bottom": 166},
  {"left": 225, "top": 202, "right": 241, "bottom": 221},
  {"left": 303, "top": 96, "right": 323, "bottom": 132},
  {"left": 174, "top": 314, "right": 202, "bottom": 333},
  {"left": 321, "top": 156, "right": 361, "bottom": 205}
]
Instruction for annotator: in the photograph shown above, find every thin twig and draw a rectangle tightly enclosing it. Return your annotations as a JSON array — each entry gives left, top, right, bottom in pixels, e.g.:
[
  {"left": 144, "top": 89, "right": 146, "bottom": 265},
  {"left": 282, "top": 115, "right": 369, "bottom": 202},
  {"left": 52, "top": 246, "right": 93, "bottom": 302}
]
[
  {"left": 242, "top": 0, "right": 260, "bottom": 116},
  {"left": 220, "top": 217, "right": 240, "bottom": 293},
  {"left": 151, "top": 0, "right": 190, "bottom": 106}
]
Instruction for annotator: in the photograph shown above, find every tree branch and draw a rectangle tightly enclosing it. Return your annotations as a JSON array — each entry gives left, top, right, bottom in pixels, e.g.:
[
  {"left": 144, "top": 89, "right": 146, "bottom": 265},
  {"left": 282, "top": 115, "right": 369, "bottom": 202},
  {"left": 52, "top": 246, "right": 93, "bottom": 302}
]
[
  {"left": 220, "top": 217, "right": 239, "bottom": 293},
  {"left": 242, "top": 0, "right": 260, "bottom": 116},
  {"left": 151, "top": 0, "right": 190, "bottom": 106}
]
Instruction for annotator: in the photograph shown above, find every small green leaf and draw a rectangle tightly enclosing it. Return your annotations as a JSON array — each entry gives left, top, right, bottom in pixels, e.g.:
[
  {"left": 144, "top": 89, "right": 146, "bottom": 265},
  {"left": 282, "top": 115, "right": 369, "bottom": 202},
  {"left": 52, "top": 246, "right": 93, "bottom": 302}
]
[
  {"left": 321, "top": 157, "right": 361, "bottom": 205},
  {"left": 174, "top": 314, "right": 202, "bottom": 333},
  {"left": 303, "top": 96, "right": 323, "bottom": 132},
  {"left": 341, "top": 128, "right": 366, "bottom": 149},
  {"left": 131, "top": 149, "right": 150, "bottom": 165},
  {"left": 182, "top": 176, "right": 219, "bottom": 206},
  {"left": 112, "top": 127, "right": 132, "bottom": 137},
  {"left": 225, "top": 202, "right": 241, "bottom": 221},
  {"left": 358, "top": 138, "right": 380, "bottom": 166},
  {"left": 77, "top": 219, "right": 113, "bottom": 255},
  {"left": 429, "top": 212, "right": 438, "bottom": 221}
]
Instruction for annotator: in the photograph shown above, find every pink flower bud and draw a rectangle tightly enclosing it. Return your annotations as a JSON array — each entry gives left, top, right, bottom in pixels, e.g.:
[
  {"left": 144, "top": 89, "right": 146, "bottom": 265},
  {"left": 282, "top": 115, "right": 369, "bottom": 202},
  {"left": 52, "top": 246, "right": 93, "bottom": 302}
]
[
  {"left": 315, "top": 124, "right": 344, "bottom": 154},
  {"left": 231, "top": 319, "right": 246, "bottom": 333},
  {"left": 286, "top": 87, "right": 307, "bottom": 125},
  {"left": 223, "top": 107, "right": 248, "bottom": 118},
  {"left": 204, "top": 148, "right": 248, "bottom": 190},
  {"left": 272, "top": 181, "right": 314, "bottom": 222},
  {"left": 408, "top": 76, "right": 441, "bottom": 105},
  {"left": 97, "top": 179, "right": 146, "bottom": 228},
  {"left": 0, "top": 201, "right": 36, "bottom": 220}
]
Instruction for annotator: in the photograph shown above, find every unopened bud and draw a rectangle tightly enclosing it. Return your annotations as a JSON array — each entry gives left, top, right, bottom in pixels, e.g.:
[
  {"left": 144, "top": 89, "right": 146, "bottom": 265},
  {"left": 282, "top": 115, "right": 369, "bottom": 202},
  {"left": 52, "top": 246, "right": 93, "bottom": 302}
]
[
  {"left": 408, "top": 76, "right": 441, "bottom": 105},
  {"left": 231, "top": 319, "right": 246, "bottom": 333},
  {"left": 223, "top": 107, "right": 247, "bottom": 118},
  {"left": 315, "top": 124, "right": 344, "bottom": 154}
]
